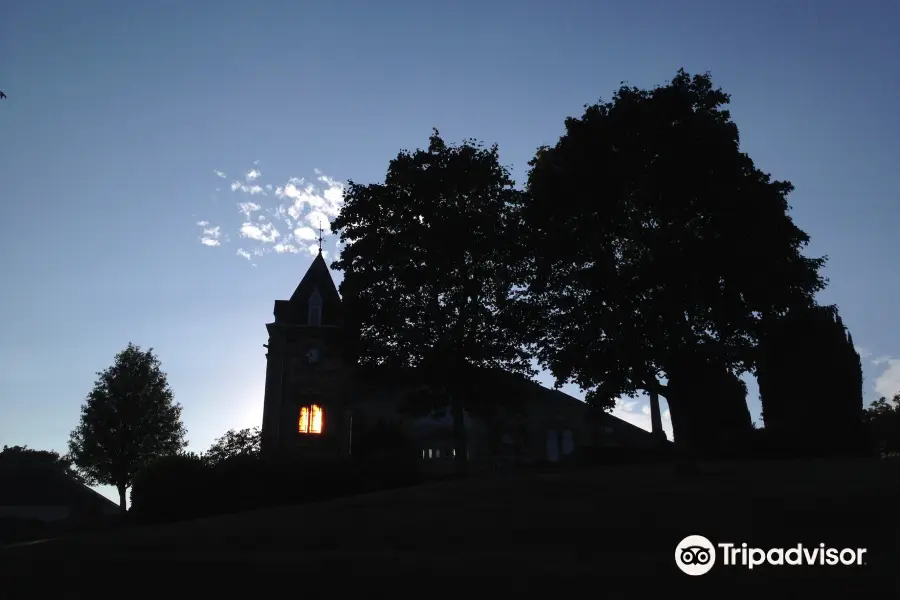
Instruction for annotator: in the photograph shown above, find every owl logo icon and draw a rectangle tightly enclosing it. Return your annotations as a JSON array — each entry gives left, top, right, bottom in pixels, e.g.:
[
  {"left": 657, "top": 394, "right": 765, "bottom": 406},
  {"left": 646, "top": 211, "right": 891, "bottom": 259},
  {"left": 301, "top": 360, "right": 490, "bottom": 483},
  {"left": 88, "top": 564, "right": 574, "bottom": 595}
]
[{"left": 675, "top": 535, "right": 716, "bottom": 575}]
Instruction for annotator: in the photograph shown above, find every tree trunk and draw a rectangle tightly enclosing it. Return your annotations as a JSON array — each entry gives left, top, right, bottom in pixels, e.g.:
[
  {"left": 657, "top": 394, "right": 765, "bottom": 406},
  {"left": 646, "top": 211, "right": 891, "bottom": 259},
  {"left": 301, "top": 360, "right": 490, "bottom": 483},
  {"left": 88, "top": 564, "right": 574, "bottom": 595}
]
[
  {"left": 450, "top": 393, "right": 469, "bottom": 477},
  {"left": 117, "top": 483, "right": 127, "bottom": 513},
  {"left": 660, "top": 386, "right": 695, "bottom": 459},
  {"left": 648, "top": 389, "right": 666, "bottom": 443}
]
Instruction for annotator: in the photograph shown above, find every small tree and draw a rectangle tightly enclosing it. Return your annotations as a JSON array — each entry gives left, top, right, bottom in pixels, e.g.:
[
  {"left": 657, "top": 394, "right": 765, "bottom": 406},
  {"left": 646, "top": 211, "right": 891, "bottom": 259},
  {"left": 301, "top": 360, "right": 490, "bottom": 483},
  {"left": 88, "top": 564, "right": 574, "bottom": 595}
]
[
  {"left": 203, "top": 427, "right": 261, "bottom": 466},
  {"left": 68, "top": 343, "right": 187, "bottom": 511},
  {"left": 862, "top": 393, "right": 900, "bottom": 455}
]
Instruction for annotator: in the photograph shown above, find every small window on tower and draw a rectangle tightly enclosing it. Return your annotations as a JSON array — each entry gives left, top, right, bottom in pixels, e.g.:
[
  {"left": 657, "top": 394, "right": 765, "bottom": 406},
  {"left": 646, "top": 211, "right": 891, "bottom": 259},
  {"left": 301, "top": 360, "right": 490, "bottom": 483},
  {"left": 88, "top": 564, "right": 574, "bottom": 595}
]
[
  {"left": 308, "top": 290, "right": 323, "bottom": 326},
  {"left": 298, "top": 404, "right": 324, "bottom": 434}
]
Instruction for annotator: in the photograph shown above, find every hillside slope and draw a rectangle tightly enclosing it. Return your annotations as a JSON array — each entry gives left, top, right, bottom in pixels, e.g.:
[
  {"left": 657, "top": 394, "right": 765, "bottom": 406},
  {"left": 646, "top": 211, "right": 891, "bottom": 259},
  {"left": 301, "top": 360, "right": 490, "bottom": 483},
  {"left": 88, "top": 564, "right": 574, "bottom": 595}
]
[{"left": 2, "top": 460, "right": 898, "bottom": 591}]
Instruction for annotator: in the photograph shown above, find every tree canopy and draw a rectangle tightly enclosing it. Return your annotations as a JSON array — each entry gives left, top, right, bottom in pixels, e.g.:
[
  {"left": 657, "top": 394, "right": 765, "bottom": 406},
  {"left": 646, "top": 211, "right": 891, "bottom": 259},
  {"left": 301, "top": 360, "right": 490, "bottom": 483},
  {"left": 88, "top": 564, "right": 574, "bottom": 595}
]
[
  {"left": 203, "top": 427, "right": 261, "bottom": 466},
  {"left": 68, "top": 343, "right": 187, "bottom": 510},
  {"left": 0, "top": 445, "right": 84, "bottom": 483},
  {"left": 331, "top": 130, "right": 533, "bottom": 471},
  {"left": 863, "top": 393, "right": 900, "bottom": 455},
  {"left": 515, "top": 69, "right": 827, "bottom": 447}
]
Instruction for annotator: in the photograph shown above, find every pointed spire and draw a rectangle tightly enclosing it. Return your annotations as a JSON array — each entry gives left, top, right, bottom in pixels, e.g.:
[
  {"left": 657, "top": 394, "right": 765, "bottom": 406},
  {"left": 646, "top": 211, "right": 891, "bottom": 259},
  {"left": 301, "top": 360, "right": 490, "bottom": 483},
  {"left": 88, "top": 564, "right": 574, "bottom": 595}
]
[{"left": 317, "top": 221, "right": 324, "bottom": 255}]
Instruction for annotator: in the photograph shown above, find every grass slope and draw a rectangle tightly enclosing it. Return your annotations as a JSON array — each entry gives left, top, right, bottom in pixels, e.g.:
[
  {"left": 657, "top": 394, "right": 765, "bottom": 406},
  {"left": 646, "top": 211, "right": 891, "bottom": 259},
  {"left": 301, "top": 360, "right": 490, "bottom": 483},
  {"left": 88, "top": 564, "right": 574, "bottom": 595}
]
[{"left": 1, "top": 459, "right": 898, "bottom": 592}]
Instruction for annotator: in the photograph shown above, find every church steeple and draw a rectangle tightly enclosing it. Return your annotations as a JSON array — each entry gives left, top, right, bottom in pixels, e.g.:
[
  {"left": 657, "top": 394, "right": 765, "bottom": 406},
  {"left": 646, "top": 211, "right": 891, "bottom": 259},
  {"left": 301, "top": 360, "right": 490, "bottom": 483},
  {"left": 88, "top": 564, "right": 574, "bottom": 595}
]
[
  {"left": 262, "top": 248, "right": 351, "bottom": 459},
  {"left": 270, "top": 253, "right": 341, "bottom": 327}
]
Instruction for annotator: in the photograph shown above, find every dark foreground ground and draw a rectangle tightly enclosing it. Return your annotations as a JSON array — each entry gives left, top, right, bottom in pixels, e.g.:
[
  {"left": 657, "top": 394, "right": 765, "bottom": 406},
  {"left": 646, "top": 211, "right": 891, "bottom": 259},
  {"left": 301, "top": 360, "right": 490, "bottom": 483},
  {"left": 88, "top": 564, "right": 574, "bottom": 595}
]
[{"left": 1, "top": 459, "right": 898, "bottom": 594}]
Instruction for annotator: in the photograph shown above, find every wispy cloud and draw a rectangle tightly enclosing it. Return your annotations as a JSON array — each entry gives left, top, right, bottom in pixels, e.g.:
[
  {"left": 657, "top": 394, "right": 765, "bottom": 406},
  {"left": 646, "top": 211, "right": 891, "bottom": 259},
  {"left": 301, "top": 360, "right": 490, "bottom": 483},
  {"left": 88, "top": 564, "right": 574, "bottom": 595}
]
[
  {"left": 231, "top": 181, "right": 265, "bottom": 195},
  {"left": 240, "top": 222, "right": 280, "bottom": 244},
  {"left": 238, "top": 202, "right": 262, "bottom": 219},
  {"left": 294, "top": 227, "right": 318, "bottom": 241},
  {"left": 274, "top": 243, "right": 301, "bottom": 254},
  {"left": 195, "top": 163, "right": 344, "bottom": 265},
  {"left": 197, "top": 221, "right": 223, "bottom": 247},
  {"left": 611, "top": 395, "right": 674, "bottom": 440},
  {"left": 873, "top": 356, "right": 900, "bottom": 399}
]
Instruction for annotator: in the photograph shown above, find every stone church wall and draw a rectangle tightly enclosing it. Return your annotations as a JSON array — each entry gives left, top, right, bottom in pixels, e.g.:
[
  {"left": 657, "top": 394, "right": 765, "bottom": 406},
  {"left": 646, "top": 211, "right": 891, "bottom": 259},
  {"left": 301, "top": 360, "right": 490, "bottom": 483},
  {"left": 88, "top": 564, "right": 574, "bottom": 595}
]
[{"left": 345, "top": 373, "right": 659, "bottom": 470}]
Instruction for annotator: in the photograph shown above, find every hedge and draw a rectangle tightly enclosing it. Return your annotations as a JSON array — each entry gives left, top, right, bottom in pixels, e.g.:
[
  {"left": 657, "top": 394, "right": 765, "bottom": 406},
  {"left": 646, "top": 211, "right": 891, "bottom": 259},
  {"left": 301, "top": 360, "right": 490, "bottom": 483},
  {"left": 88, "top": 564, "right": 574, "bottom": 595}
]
[{"left": 130, "top": 452, "right": 421, "bottom": 524}]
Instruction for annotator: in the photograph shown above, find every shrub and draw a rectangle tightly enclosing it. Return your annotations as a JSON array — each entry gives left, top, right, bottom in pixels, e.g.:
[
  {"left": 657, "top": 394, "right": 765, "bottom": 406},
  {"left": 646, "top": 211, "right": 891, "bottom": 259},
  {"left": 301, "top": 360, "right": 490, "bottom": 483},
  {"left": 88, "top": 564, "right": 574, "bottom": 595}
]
[
  {"left": 130, "top": 452, "right": 211, "bottom": 522},
  {"left": 0, "top": 516, "right": 50, "bottom": 545},
  {"left": 129, "top": 443, "right": 422, "bottom": 524}
]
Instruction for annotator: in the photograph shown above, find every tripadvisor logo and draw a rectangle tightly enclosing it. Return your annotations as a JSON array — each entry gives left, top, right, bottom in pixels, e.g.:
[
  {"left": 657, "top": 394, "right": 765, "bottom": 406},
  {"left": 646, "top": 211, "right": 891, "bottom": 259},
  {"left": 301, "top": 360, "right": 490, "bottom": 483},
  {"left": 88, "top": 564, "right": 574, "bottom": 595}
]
[
  {"left": 675, "top": 535, "right": 867, "bottom": 576},
  {"left": 676, "top": 535, "right": 717, "bottom": 575}
]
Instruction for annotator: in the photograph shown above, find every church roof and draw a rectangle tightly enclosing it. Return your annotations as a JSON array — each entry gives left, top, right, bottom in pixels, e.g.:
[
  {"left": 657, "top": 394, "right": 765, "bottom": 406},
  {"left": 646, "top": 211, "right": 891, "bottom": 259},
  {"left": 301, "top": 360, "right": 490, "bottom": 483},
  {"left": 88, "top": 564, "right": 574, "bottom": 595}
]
[
  {"left": 0, "top": 466, "right": 119, "bottom": 511},
  {"left": 350, "top": 365, "right": 665, "bottom": 441},
  {"left": 272, "top": 251, "right": 342, "bottom": 326},
  {"left": 289, "top": 252, "right": 340, "bottom": 305}
]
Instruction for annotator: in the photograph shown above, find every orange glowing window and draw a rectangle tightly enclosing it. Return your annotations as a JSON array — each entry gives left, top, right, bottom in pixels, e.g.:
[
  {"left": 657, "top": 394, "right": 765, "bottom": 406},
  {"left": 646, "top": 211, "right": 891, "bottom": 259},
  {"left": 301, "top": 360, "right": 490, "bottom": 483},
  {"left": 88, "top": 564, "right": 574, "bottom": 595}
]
[{"left": 298, "top": 404, "right": 324, "bottom": 434}]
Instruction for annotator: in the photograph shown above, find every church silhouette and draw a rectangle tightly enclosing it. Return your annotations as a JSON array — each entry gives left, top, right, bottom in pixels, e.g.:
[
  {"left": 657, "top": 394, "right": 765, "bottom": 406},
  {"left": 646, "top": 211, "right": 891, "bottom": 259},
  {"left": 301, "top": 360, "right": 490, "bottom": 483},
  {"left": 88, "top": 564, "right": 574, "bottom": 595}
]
[{"left": 261, "top": 247, "right": 662, "bottom": 473}]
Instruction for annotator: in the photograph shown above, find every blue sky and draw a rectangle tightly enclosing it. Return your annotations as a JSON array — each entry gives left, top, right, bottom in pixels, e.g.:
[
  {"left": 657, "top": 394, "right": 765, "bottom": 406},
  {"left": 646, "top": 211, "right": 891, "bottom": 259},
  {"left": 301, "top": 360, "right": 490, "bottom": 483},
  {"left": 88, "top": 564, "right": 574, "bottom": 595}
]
[{"left": 2, "top": 0, "right": 899, "bottom": 502}]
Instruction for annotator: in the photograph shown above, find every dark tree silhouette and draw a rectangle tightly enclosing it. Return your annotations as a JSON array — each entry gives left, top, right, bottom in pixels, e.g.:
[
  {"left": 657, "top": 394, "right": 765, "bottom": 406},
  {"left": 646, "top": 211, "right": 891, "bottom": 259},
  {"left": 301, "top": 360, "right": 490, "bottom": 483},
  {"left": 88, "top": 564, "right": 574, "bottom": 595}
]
[
  {"left": 332, "top": 129, "right": 533, "bottom": 474},
  {"left": 862, "top": 393, "right": 900, "bottom": 455},
  {"left": 514, "top": 69, "right": 826, "bottom": 452},
  {"left": 664, "top": 357, "right": 753, "bottom": 457},
  {"left": 757, "top": 305, "right": 864, "bottom": 456},
  {"left": 68, "top": 343, "right": 187, "bottom": 511},
  {"left": 203, "top": 427, "right": 261, "bottom": 466},
  {"left": 0, "top": 445, "right": 85, "bottom": 483},
  {"left": 0, "top": 91, "right": 6, "bottom": 100}
]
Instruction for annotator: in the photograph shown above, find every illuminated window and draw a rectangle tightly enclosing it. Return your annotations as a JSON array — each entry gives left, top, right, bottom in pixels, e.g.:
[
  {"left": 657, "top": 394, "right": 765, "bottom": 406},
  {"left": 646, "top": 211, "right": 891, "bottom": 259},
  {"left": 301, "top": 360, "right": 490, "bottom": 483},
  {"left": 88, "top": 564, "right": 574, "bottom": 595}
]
[
  {"left": 435, "top": 449, "right": 441, "bottom": 459},
  {"left": 298, "top": 404, "right": 324, "bottom": 434},
  {"left": 428, "top": 448, "right": 433, "bottom": 459},
  {"left": 308, "top": 290, "right": 322, "bottom": 326}
]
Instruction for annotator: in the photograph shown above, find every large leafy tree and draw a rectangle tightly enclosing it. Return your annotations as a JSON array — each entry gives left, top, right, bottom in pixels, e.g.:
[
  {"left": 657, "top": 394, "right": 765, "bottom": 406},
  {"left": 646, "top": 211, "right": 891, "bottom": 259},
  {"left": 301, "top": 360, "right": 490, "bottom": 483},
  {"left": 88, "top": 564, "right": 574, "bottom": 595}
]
[
  {"left": 516, "top": 70, "right": 826, "bottom": 450},
  {"left": 757, "top": 305, "right": 864, "bottom": 456},
  {"left": 203, "top": 427, "right": 261, "bottom": 466},
  {"left": 68, "top": 343, "right": 187, "bottom": 510},
  {"left": 332, "top": 130, "right": 533, "bottom": 473}
]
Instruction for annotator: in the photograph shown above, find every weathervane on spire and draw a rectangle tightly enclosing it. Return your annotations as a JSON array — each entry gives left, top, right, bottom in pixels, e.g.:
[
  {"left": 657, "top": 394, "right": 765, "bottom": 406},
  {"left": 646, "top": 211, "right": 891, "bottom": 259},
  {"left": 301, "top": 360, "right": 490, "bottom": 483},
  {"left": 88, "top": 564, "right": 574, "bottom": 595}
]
[{"left": 317, "top": 221, "right": 324, "bottom": 255}]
